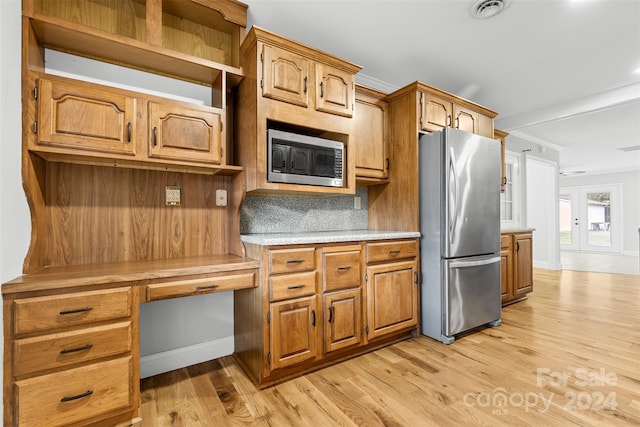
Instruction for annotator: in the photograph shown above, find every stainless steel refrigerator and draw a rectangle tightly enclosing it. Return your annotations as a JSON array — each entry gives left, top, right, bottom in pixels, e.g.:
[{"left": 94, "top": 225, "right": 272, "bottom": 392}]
[{"left": 419, "top": 128, "right": 501, "bottom": 344}]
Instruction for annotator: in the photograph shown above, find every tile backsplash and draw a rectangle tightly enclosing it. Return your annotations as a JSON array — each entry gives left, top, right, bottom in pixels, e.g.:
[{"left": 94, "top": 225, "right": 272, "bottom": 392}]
[{"left": 240, "top": 186, "right": 368, "bottom": 234}]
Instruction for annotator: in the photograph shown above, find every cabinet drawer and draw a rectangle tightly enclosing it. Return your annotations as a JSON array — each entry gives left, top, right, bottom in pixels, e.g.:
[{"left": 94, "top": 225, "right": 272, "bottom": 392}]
[
  {"left": 146, "top": 272, "right": 255, "bottom": 301},
  {"left": 323, "top": 250, "right": 361, "bottom": 292},
  {"left": 15, "top": 356, "right": 133, "bottom": 427},
  {"left": 14, "top": 321, "right": 132, "bottom": 377},
  {"left": 14, "top": 287, "right": 132, "bottom": 335},
  {"left": 501, "top": 235, "right": 512, "bottom": 250},
  {"left": 366, "top": 240, "right": 418, "bottom": 263},
  {"left": 270, "top": 271, "right": 316, "bottom": 302},
  {"left": 269, "top": 248, "right": 316, "bottom": 274}
]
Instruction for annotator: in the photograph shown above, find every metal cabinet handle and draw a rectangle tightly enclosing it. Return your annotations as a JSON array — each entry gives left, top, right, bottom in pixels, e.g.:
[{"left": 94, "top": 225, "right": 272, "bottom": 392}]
[
  {"left": 337, "top": 265, "right": 352, "bottom": 271},
  {"left": 304, "top": 77, "right": 308, "bottom": 94},
  {"left": 516, "top": 242, "right": 520, "bottom": 252},
  {"left": 447, "top": 115, "right": 452, "bottom": 127},
  {"left": 153, "top": 126, "right": 158, "bottom": 146},
  {"left": 286, "top": 259, "right": 304, "bottom": 264},
  {"left": 59, "top": 307, "right": 92, "bottom": 316},
  {"left": 503, "top": 176, "right": 507, "bottom": 186},
  {"left": 61, "top": 389, "right": 93, "bottom": 403},
  {"left": 287, "top": 284, "right": 305, "bottom": 290},
  {"left": 60, "top": 343, "right": 93, "bottom": 354},
  {"left": 389, "top": 250, "right": 401, "bottom": 256},
  {"left": 126, "top": 122, "right": 131, "bottom": 143},
  {"left": 311, "top": 309, "right": 316, "bottom": 327},
  {"left": 386, "top": 158, "right": 390, "bottom": 170},
  {"left": 195, "top": 284, "right": 219, "bottom": 291},
  {"left": 328, "top": 307, "right": 333, "bottom": 323},
  {"left": 320, "top": 81, "right": 324, "bottom": 98},
  {"left": 455, "top": 117, "right": 460, "bottom": 129}
]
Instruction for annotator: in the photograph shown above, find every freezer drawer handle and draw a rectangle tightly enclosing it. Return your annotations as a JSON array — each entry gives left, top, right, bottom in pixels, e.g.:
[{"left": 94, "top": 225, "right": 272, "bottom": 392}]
[{"left": 449, "top": 256, "right": 501, "bottom": 268}]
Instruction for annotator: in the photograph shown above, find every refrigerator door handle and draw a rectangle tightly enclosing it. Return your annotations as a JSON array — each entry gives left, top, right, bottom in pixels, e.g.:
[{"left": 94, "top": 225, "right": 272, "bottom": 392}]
[
  {"left": 449, "top": 256, "right": 501, "bottom": 269},
  {"left": 448, "top": 147, "right": 459, "bottom": 242}
]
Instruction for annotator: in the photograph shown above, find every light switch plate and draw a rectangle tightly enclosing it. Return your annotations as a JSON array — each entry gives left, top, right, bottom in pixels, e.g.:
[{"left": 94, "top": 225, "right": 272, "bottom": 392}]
[
  {"left": 216, "top": 189, "right": 228, "bottom": 207},
  {"left": 165, "top": 186, "right": 180, "bottom": 206}
]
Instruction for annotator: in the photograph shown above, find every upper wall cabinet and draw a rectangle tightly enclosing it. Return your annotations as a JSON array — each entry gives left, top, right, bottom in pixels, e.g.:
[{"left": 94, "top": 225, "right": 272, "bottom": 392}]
[
  {"left": 418, "top": 84, "right": 496, "bottom": 138},
  {"left": 23, "top": 0, "right": 248, "bottom": 98},
  {"left": 235, "top": 26, "right": 361, "bottom": 195},
  {"left": 33, "top": 75, "right": 233, "bottom": 173},
  {"left": 354, "top": 85, "right": 389, "bottom": 183},
  {"left": 494, "top": 129, "right": 509, "bottom": 192}
]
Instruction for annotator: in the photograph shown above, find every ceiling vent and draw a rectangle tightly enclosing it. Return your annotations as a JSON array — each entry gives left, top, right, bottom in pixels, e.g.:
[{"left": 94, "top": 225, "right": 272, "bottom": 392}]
[{"left": 470, "top": 0, "right": 510, "bottom": 19}]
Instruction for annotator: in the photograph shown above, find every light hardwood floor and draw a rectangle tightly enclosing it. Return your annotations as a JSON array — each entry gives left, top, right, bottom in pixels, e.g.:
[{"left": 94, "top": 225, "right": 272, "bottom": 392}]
[{"left": 140, "top": 269, "right": 640, "bottom": 426}]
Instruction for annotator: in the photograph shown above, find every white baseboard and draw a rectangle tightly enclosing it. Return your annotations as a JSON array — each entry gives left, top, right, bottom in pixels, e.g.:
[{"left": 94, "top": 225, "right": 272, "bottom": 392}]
[
  {"left": 622, "top": 250, "right": 640, "bottom": 257},
  {"left": 533, "top": 260, "right": 561, "bottom": 270},
  {"left": 140, "top": 335, "right": 234, "bottom": 379}
]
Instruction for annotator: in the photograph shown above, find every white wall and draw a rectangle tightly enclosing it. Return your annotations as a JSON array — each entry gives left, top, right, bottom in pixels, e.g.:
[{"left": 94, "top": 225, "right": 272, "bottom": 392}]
[
  {"left": 560, "top": 170, "right": 640, "bottom": 255},
  {"left": 1, "top": 0, "right": 29, "bottom": 422}
]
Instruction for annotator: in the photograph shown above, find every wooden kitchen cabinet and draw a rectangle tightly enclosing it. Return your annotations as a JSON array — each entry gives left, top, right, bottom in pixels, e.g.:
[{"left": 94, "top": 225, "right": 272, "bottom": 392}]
[
  {"left": 148, "top": 101, "right": 224, "bottom": 165},
  {"left": 32, "top": 75, "right": 232, "bottom": 172},
  {"left": 419, "top": 87, "right": 494, "bottom": 138},
  {"left": 235, "top": 26, "right": 361, "bottom": 195},
  {"left": 369, "top": 81, "right": 497, "bottom": 232},
  {"left": 364, "top": 240, "right": 419, "bottom": 340},
  {"left": 236, "top": 238, "right": 418, "bottom": 388},
  {"left": 354, "top": 85, "right": 389, "bottom": 182},
  {"left": 269, "top": 296, "right": 318, "bottom": 370},
  {"left": 36, "top": 77, "right": 137, "bottom": 157},
  {"left": 501, "top": 231, "right": 534, "bottom": 305},
  {"left": 6, "top": 286, "right": 138, "bottom": 427}
]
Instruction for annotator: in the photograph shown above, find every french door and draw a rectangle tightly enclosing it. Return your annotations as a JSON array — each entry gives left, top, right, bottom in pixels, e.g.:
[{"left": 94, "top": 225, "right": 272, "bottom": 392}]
[{"left": 559, "top": 185, "right": 621, "bottom": 253}]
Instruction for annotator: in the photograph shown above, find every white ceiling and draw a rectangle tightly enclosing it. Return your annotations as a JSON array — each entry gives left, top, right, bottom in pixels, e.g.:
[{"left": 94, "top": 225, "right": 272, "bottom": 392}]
[{"left": 243, "top": 0, "right": 640, "bottom": 175}]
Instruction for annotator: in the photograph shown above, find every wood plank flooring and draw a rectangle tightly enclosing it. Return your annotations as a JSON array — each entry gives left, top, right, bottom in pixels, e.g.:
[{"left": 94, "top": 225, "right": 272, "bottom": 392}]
[{"left": 140, "top": 269, "right": 640, "bottom": 426}]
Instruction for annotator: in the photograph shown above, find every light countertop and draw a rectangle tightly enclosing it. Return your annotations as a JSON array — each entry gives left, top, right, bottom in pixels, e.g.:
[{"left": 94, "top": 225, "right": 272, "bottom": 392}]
[
  {"left": 501, "top": 227, "right": 535, "bottom": 234},
  {"left": 240, "top": 230, "right": 421, "bottom": 246}
]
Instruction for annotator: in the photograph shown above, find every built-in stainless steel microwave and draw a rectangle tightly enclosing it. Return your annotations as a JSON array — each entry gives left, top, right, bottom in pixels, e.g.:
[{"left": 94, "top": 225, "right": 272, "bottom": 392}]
[{"left": 267, "top": 129, "right": 344, "bottom": 188}]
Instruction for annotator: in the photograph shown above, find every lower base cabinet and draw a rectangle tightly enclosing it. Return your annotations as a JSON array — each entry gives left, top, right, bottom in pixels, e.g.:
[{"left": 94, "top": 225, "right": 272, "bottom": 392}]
[
  {"left": 501, "top": 231, "right": 534, "bottom": 305},
  {"left": 235, "top": 238, "right": 419, "bottom": 388}
]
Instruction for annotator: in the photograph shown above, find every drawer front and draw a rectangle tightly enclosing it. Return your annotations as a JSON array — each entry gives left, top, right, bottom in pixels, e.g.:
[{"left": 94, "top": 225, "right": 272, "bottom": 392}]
[
  {"left": 14, "top": 287, "right": 132, "bottom": 335},
  {"left": 270, "top": 271, "right": 316, "bottom": 302},
  {"left": 366, "top": 240, "right": 418, "bottom": 263},
  {"left": 269, "top": 248, "right": 316, "bottom": 274},
  {"left": 323, "top": 250, "right": 361, "bottom": 292},
  {"left": 15, "top": 356, "right": 132, "bottom": 427},
  {"left": 14, "top": 321, "right": 132, "bottom": 377},
  {"left": 146, "top": 272, "right": 256, "bottom": 301},
  {"left": 501, "top": 235, "right": 512, "bottom": 250}
]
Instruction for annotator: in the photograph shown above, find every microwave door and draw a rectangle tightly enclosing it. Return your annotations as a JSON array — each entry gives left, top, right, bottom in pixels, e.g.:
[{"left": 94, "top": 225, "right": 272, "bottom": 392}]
[{"left": 313, "top": 147, "right": 336, "bottom": 178}]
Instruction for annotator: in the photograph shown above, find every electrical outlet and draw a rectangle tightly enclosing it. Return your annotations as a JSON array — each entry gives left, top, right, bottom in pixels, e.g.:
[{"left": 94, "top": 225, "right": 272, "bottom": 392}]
[
  {"left": 354, "top": 196, "right": 361, "bottom": 210},
  {"left": 165, "top": 186, "right": 180, "bottom": 206},
  {"left": 216, "top": 189, "right": 228, "bottom": 207}
]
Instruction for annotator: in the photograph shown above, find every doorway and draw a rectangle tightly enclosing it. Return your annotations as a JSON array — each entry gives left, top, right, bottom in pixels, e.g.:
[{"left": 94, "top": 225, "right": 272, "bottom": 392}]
[{"left": 559, "top": 185, "right": 622, "bottom": 253}]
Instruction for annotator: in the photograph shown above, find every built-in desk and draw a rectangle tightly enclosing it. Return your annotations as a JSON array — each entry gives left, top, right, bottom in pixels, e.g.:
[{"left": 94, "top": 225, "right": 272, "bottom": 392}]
[{"left": 2, "top": 255, "right": 258, "bottom": 427}]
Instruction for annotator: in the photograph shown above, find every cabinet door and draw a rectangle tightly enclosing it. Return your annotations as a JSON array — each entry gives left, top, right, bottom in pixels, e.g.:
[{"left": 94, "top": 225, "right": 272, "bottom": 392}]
[
  {"left": 453, "top": 105, "right": 478, "bottom": 134},
  {"left": 269, "top": 297, "right": 317, "bottom": 370},
  {"left": 315, "top": 63, "right": 354, "bottom": 117},
  {"left": 514, "top": 234, "right": 533, "bottom": 296},
  {"left": 148, "top": 101, "right": 222, "bottom": 164},
  {"left": 354, "top": 89, "right": 388, "bottom": 180},
  {"left": 324, "top": 289, "right": 362, "bottom": 353},
  {"left": 420, "top": 92, "right": 452, "bottom": 132},
  {"left": 365, "top": 260, "right": 418, "bottom": 340},
  {"left": 37, "top": 78, "right": 136, "bottom": 156},
  {"left": 500, "top": 248, "right": 513, "bottom": 304},
  {"left": 261, "top": 44, "right": 310, "bottom": 108}
]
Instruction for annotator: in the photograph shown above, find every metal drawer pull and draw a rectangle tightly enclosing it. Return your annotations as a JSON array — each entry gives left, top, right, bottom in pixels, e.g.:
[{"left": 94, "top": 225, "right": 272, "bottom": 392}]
[
  {"left": 59, "top": 307, "right": 92, "bottom": 315},
  {"left": 337, "top": 265, "right": 352, "bottom": 271},
  {"left": 389, "top": 250, "right": 401, "bottom": 256},
  {"left": 195, "top": 284, "right": 219, "bottom": 291},
  {"left": 286, "top": 259, "right": 304, "bottom": 264},
  {"left": 61, "top": 389, "right": 93, "bottom": 403},
  {"left": 60, "top": 343, "right": 93, "bottom": 354},
  {"left": 287, "top": 284, "right": 305, "bottom": 290}
]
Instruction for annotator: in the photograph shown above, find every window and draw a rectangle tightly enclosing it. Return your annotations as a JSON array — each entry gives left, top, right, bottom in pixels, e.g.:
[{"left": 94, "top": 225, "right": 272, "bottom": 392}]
[{"left": 500, "top": 152, "right": 520, "bottom": 225}]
